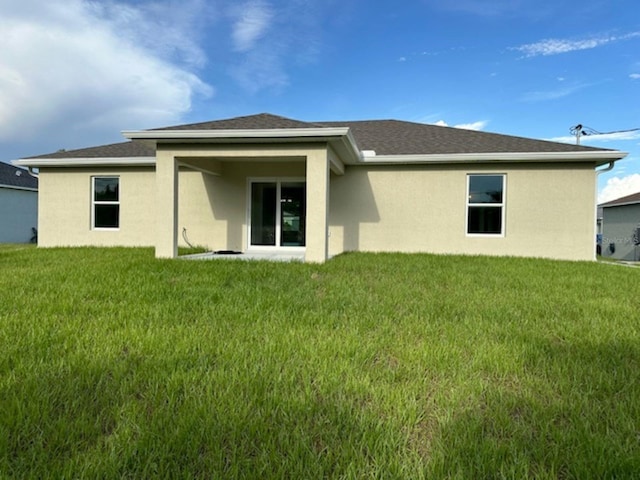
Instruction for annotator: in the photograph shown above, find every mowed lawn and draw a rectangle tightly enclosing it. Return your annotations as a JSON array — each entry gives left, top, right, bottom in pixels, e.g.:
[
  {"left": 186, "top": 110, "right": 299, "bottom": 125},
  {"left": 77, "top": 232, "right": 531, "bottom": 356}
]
[{"left": 1, "top": 246, "right": 639, "bottom": 479}]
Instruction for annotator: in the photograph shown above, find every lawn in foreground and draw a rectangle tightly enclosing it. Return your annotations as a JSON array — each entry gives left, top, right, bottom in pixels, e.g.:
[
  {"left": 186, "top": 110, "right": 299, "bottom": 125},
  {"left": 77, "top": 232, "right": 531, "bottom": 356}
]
[{"left": 1, "top": 247, "right": 639, "bottom": 478}]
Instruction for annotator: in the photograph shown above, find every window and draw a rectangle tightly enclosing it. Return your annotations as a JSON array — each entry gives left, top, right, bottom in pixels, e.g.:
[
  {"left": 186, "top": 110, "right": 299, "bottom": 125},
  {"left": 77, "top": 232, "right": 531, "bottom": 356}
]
[
  {"left": 467, "top": 174, "right": 505, "bottom": 235},
  {"left": 92, "top": 177, "right": 119, "bottom": 229}
]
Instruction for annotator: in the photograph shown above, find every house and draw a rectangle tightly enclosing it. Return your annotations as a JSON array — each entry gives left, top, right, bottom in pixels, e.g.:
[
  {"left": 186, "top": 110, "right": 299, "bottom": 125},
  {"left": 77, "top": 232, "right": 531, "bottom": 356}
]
[
  {"left": 599, "top": 191, "right": 640, "bottom": 261},
  {"left": 0, "top": 161, "right": 38, "bottom": 243},
  {"left": 13, "top": 113, "right": 627, "bottom": 262}
]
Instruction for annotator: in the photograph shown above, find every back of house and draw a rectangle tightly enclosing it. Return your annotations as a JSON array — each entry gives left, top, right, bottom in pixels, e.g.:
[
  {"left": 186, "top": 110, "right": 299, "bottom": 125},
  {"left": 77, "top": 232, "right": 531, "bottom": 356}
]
[{"left": 14, "top": 113, "right": 626, "bottom": 262}]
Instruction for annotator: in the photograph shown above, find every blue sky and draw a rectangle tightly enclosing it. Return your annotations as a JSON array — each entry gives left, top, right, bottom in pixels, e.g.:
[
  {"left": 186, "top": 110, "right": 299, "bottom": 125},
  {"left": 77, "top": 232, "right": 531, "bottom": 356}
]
[{"left": 1, "top": 0, "right": 639, "bottom": 202}]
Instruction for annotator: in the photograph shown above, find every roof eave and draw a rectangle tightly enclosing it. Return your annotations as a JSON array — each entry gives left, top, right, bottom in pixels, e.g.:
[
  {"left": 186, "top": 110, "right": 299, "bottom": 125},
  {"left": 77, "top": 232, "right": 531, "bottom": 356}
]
[
  {"left": 122, "top": 127, "right": 362, "bottom": 164},
  {"left": 601, "top": 200, "right": 640, "bottom": 208},
  {"left": 358, "top": 150, "right": 628, "bottom": 165},
  {"left": 122, "top": 127, "right": 352, "bottom": 140},
  {"left": 13, "top": 157, "right": 156, "bottom": 168},
  {"left": 0, "top": 184, "right": 38, "bottom": 192}
]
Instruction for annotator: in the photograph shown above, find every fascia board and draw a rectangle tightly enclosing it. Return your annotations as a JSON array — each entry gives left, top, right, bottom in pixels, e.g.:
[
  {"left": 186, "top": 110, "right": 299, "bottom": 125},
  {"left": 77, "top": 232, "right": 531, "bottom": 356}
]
[
  {"left": 0, "top": 184, "right": 37, "bottom": 192},
  {"left": 601, "top": 201, "right": 640, "bottom": 208},
  {"left": 358, "top": 150, "right": 628, "bottom": 165},
  {"left": 122, "top": 127, "right": 362, "bottom": 165},
  {"left": 122, "top": 127, "right": 352, "bottom": 140},
  {"left": 13, "top": 157, "right": 156, "bottom": 168}
]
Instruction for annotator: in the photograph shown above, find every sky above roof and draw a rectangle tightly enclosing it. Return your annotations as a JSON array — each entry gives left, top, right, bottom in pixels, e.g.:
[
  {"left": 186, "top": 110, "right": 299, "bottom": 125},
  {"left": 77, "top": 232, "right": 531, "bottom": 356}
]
[{"left": 1, "top": 0, "right": 638, "bottom": 203}]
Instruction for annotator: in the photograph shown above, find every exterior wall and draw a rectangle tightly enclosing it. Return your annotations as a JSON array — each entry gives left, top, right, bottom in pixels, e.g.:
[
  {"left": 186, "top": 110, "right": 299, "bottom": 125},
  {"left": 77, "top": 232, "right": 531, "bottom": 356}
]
[
  {"left": 36, "top": 158, "right": 308, "bottom": 252},
  {"left": 38, "top": 167, "right": 157, "bottom": 247},
  {"left": 0, "top": 187, "right": 38, "bottom": 243},
  {"left": 601, "top": 204, "right": 640, "bottom": 261},
  {"left": 329, "top": 162, "right": 597, "bottom": 261},
  {"left": 179, "top": 161, "right": 306, "bottom": 251},
  {"left": 37, "top": 157, "right": 599, "bottom": 262}
]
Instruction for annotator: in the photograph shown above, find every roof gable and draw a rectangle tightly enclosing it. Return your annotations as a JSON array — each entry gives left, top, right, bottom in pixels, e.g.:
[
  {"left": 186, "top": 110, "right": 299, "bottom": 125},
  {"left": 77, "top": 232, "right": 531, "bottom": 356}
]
[{"left": 0, "top": 162, "right": 37, "bottom": 189}]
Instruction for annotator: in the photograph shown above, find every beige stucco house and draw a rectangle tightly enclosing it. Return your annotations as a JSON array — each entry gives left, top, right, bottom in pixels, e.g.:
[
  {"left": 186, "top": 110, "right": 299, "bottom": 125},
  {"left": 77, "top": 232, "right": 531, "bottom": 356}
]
[{"left": 14, "top": 113, "right": 627, "bottom": 262}]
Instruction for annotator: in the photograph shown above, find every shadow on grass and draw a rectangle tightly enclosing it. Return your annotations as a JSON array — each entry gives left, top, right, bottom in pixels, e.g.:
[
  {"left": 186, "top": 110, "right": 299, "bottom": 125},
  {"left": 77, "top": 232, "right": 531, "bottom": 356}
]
[
  {"left": 1, "top": 355, "right": 408, "bottom": 478},
  {"left": 427, "top": 337, "right": 640, "bottom": 478}
]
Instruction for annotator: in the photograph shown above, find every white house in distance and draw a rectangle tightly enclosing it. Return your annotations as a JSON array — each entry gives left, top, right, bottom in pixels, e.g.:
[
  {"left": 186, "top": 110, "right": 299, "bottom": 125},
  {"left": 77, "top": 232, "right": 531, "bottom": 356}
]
[
  {"left": 600, "top": 191, "right": 640, "bottom": 261},
  {"left": 14, "top": 113, "right": 627, "bottom": 262},
  {"left": 0, "top": 162, "right": 38, "bottom": 243}
]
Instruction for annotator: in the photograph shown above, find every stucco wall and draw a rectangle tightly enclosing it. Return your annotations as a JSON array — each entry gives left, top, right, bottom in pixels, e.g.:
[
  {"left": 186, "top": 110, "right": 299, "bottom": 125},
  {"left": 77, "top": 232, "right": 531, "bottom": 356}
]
[
  {"left": 37, "top": 159, "right": 598, "bottom": 261},
  {"left": 38, "top": 167, "right": 157, "bottom": 247},
  {"left": 0, "top": 187, "right": 38, "bottom": 243},
  {"left": 329, "top": 163, "right": 597, "bottom": 261},
  {"left": 179, "top": 161, "right": 306, "bottom": 251},
  {"left": 601, "top": 204, "right": 640, "bottom": 261}
]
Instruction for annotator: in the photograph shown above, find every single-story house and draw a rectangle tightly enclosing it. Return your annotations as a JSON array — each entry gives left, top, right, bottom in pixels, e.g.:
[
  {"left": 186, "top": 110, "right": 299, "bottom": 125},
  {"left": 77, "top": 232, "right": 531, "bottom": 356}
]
[
  {"left": 599, "top": 191, "right": 640, "bottom": 261},
  {"left": 14, "top": 113, "right": 627, "bottom": 262},
  {"left": 0, "top": 161, "right": 38, "bottom": 243}
]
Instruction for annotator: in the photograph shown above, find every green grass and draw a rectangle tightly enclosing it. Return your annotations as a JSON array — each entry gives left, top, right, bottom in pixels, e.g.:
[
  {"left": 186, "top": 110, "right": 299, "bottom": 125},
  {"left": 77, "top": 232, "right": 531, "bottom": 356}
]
[{"left": 1, "top": 247, "right": 639, "bottom": 479}]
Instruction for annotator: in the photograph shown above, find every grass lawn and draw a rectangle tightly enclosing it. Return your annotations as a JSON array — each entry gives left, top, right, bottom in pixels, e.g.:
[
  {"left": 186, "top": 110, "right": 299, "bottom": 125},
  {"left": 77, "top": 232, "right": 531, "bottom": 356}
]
[{"left": 1, "top": 246, "right": 639, "bottom": 478}]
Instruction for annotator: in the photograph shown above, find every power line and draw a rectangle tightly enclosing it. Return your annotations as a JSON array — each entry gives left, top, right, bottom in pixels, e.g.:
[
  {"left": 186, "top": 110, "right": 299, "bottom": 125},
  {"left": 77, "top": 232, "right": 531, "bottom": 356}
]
[{"left": 570, "top": 124, "right": 640, "bottom": 144}]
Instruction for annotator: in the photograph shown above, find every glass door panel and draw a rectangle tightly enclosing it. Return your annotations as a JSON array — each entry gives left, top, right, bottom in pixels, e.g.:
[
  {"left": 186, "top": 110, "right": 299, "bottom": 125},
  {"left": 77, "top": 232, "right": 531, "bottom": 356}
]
[
  {"left": 250, "top": 183, "right": 277, "bottom": 246},
  {"left": 280, "top": 183, "right": 305, "bottom": 246}
]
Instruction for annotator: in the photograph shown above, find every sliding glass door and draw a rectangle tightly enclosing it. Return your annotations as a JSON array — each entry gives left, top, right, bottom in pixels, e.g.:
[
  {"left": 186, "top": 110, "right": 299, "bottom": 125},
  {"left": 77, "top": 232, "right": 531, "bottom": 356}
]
[{"left": 250, "top": 180, "right": 305, "bottom": 248}]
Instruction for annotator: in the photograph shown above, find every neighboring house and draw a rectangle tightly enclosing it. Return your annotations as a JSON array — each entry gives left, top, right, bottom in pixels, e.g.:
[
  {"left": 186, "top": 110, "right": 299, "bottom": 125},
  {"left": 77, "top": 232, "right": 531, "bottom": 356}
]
[
  {"left": 0, "top": 162, "right": 38, "bottom": 243},
  {"left": 14, "top": 113, "right": 626, "bottom": 263},
  {"left": 600, "top": 191, "right": 640, "bottom": 261}
]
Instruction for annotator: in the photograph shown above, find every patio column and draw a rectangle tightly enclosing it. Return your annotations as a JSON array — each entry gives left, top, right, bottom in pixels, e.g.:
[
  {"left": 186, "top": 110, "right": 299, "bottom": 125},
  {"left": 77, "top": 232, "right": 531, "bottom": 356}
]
[
  {"left": 155, "top": 149, "right": 178, "bottom": 258},
  {"left": 305, "top": 147, "right": 330, "bottom": 263}
]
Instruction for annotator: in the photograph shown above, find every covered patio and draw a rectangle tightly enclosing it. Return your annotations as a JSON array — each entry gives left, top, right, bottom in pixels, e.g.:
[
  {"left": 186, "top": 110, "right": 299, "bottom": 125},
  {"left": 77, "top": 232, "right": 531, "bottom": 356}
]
[{"left": 123, "top": 125, "right": 360, "bottom": 264}]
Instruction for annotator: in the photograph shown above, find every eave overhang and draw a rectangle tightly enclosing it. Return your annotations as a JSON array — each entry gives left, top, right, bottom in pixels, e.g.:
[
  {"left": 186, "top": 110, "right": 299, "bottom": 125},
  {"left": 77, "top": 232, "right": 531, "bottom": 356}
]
[
  {"left": 13, "top": 157, "right": 156, "bottom": 168},
  {"left": 0, "top": 183, "right": 37, "bottom": 192},
  {"left": 600, "top": 200, "right": 640, "bottom": 208},
  {"left": 358, "top": 150, "right": 628, "bottom": 167},
  {"left": 122, "top": 127, "right": 362, "bottom": 166}
]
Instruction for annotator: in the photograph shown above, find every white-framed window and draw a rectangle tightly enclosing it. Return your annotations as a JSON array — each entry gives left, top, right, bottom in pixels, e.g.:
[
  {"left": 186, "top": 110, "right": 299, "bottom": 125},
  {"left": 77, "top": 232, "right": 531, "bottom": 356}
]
[
  {"left": 466, "top": 174, "right": 505, "bottom": 235},
  {"left": 92, "top": 176, "right": 119, "bottom": 229}
]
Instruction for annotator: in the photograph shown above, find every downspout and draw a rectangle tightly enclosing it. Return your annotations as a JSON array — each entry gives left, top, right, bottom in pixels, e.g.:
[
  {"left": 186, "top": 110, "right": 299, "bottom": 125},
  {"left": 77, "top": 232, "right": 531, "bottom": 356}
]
[
  {"left": 594, "top": 161, "right": 616, "bottom": 260},
  {"left": 27, "top": 166, "right": 39, "bottom": 178}
]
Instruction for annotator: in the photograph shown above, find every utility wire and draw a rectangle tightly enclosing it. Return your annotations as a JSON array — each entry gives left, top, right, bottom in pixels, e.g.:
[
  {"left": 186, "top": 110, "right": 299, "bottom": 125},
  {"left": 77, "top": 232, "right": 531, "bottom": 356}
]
[
  {"left": 569, "top": 124, "right": 640, "bottom": 144},
  {"left": 570, "top": 124, "right": 640, "bottom": 136}
]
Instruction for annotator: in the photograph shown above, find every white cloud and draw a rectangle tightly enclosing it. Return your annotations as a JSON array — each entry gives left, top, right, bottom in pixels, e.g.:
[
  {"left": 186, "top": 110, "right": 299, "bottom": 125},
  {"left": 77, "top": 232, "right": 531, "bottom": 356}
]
[
  {"left": 0, "top": 0, "right": 213, "bottom": 153},
  {"left": 513, "top": 31, "right": 640, "bottom": 58},
  {"left": 231, "top": 1, "right": 273, "bottom": 52},
  {"left": 432, "top": 120, "right": 488, "bottom": 131},
  {"left": 454, "top": 121, "right": 488, "bottom": 131},
  {"left": 224, "top": 0, "right": 334, "bottom": 94},
  {"left": 599, "top": 174, "right": 640, "bottom": 204},
  {"left": 630, "top": 73, "right": 640, "bottom": 79},
  {"left": 521, "top": 83, "right": 592, "bottom": 102}
]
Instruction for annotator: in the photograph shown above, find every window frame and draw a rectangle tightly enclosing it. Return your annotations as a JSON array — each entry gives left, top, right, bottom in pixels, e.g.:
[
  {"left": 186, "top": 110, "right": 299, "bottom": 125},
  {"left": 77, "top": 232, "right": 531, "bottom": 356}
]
[
  {"left": 246, "top": 177, "right": 306, "bottom": 251},
  {"left": 91, "top": 176, "right": 120, "bottom": 230},
  {"left": 466, "top": 174, "right": 506, "bottom": 237}
]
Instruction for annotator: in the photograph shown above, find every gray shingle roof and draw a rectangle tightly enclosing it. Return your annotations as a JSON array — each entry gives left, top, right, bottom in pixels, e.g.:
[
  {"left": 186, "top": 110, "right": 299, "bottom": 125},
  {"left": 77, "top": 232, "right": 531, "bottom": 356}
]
[
  {"left": 317, "top": 119, "right": 609, "bottom": 155},
  {"left": 154, "top": 113, "right": 321, "bottom": 130},
  {"left": 23, "top": 113, "right": 613, "bottom": 160},
  {"left": 0, "top": 162, "right": 38, "bottom": 189},
  {"left": 26, "top": 141, "right": 155, "bottom": 159},
  {"left": 600, "top": 191, "right": 640, "bottom": 207}
]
